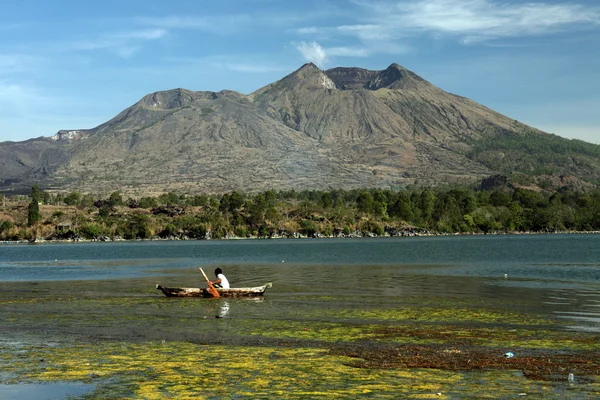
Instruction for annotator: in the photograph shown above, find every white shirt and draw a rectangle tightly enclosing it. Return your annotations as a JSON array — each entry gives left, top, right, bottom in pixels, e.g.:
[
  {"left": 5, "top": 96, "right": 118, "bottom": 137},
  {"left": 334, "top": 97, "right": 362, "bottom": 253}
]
[{"left": 217, "top": 273, "right": 230, "bottom": 289}]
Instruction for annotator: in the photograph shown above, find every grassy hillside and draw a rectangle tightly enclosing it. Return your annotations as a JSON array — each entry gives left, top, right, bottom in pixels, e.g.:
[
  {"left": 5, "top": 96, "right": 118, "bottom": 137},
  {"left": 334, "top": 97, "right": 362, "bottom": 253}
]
[{"left": 467, "top": 129, "right": 600, "bottom": 186}]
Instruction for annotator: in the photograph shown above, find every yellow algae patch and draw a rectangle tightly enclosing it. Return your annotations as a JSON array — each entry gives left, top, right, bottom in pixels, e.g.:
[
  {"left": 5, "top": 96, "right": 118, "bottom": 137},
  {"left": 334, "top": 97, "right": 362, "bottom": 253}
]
[
  {"left": 3, "top": 341, "right": 598, "bottom": 399},
  {"left": 297, "top": 306, "right": 553, "bottom": 326},
  {"left": 240, "top": 320, "right": 377, "bottom": 342}
]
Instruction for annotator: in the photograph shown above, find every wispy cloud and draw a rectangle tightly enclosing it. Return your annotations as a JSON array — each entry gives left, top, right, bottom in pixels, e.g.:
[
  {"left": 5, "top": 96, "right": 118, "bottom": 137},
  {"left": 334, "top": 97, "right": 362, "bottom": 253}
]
[
  {"left": 135, "top": 14, "right": 272, "bottom": 34},
  {"left": 296, "top": 41, "right": 329, "bottom": 66},
  {"left": 66, "top": 28, "right": 167, "bottom": 58},
  {"left": 135, "top": 10, "right": 329, "bottom": 35},
  {"left": 336, "top": 24, "right": 396, "bottom": 41},
  {"left": 220, "top": 63, "right": 287, "bottom": 74},
  {"left": 327, "top": 46, "right": 371, "bottom": 57},
  {"left": 354, "top": 0, "right": 600, "bottom": 43},
  {"left": 297, "top": 0, "right": 600, "bottom": 48},
  {"left": 110, "top": 28, "right": 167, "bottom": 40},
  {"left": 0, "top": 79, "right": 105, "bottom": 138},
  {"left": 168, "top": 55, "right": 289, "bottom": 74},
  {"left": 294, "top": 40, "right": 405, "bottom": 66},
  {"left": 0, "top": 81, "right": 51, "bottom": 113},
  {"left": 135, "top": 16, "right": 211, "bottom": 29}
]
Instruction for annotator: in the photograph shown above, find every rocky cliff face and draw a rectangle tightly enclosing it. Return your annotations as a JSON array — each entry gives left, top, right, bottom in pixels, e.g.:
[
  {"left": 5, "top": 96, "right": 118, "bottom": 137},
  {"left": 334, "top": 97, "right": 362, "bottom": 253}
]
[{"left": 1, "top": 63, "right": 598, "bottom": 196}]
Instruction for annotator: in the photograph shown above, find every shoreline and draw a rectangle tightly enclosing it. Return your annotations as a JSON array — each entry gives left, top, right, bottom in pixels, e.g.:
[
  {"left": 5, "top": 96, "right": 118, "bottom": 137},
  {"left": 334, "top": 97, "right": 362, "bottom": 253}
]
[{"left": 2, "top": 229, "right": 599, "bottom": 245}]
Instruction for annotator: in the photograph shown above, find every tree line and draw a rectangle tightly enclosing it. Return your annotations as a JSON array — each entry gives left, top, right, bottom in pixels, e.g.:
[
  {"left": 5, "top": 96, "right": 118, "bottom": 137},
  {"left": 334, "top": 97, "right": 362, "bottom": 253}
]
[{"left": 2, "top": 181, "right": 600, "bottom": 242}]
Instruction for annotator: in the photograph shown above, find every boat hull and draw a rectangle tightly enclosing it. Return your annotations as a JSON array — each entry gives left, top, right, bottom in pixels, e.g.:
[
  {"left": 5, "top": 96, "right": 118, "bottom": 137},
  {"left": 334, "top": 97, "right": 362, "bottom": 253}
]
[{"left": 156, "top": 282, "right": 272, "bottom": 298}]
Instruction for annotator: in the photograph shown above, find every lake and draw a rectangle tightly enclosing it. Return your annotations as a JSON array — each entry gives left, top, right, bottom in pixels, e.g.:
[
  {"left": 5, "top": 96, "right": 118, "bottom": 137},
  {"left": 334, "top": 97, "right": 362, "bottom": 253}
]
[
  {"left": 1, "top": 234, "right": 600, "bottom": 398},
  {"left": 2, "top": 234, "right": 599, "bottom": 331}
]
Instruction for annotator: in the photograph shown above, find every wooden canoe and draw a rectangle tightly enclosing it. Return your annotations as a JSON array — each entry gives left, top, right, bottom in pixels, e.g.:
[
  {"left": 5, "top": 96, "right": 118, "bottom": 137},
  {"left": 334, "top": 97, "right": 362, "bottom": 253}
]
[{"left": 156, "top": 282, "right": 272, "bottom": 298}]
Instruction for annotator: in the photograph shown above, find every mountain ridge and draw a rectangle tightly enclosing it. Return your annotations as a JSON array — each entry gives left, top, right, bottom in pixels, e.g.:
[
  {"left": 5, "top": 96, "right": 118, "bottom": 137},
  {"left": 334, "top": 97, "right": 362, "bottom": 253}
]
[{"left": 1, "top": 63, "right": 599, "bottom": 196}]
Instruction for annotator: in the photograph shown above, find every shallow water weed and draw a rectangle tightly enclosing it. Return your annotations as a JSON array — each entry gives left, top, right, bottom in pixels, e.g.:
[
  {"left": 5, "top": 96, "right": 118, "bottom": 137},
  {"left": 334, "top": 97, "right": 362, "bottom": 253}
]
[
  {"left": 285, "top": 304, "right": 555, "bottom": 326},
  {"left": 1, "top": 277, "right": 599, "bottom": 398},
  {"left": 5, "top": 341, "right": 596, "bottom": 399}
]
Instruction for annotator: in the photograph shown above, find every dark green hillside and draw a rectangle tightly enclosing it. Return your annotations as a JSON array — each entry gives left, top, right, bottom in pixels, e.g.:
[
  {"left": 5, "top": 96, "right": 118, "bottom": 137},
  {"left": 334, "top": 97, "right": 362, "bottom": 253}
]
[{"left": 468, "top": 129, "right": 600, "bottom": 186}]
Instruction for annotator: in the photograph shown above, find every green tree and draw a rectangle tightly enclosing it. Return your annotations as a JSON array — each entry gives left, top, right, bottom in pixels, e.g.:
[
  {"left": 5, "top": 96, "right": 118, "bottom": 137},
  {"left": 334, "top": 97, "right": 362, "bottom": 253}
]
[
  {"left": 299, "top": 219, "right": 318, "bottom": 236},
  {"left": 79, "top": 223, "right": 104, "bottom": 239},
  {"left": 0, "top": 220, "right": 14, "bottom": 237},
  {"left": 108, "top": 191, "right": 124, "bottom": 207},
  {"left": 513, "top": 188, "right": 543, "bottom": 209},
  {"left": 189, "top": 195, "right": 209, "bottom": 207},
  {"left": 139, "top": 196, "right": 158, "bottom": 209},
  {"left": 229, "top": 191, "right": 244, "bottom": 212},
  {"left": 319, "top": 192, "right": 334, "bottom": 209},
  {"left": 27, "top": 199, "right": 41, "bottom": 226},
  {"left": 356, "top": 191, "right": 374, "bottom": 214},
  {"left": 389, "top": 192, "right": 413, "bottom": 221},
  {"left": 219, "top": 193, "right": 231, "bottom": 213},
  {"left": 489, "top": 190, "right": 511, "bottom": 207},
  {"left": 64, "top": 191, "right": 82, "bottom": 206},
  {"left": 448, "top": 188, "right": 477, "bottom": 214},
  {"left": 122, "top": 214, "right": 151, "bottom": 239},
  {"left": 246, "top": 195, "right": 266, "bottom": 227},
  {"left": 80, "top": 195, "right": 95, "bottom": 208},
  {"left": 419, "top": 189, "right": 436, "bottom": 223},
  {"left": 433, "top": 195, "right": 462, "bottom": 231},
  {"left": 98, "top": 205, "right": 112, "bottom": 218},
  {"left": 373, "top": 200, "right": 388, "bottom": 218},
  {"left": 31, "top": 184, "right": 43, "bottom": 203}
]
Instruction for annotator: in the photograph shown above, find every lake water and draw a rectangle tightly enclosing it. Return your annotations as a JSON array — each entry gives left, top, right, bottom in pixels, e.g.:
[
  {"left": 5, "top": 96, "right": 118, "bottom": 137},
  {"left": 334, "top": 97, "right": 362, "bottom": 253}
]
[{"left": 2, "top": 234, "right": 600, "bottom": 333}]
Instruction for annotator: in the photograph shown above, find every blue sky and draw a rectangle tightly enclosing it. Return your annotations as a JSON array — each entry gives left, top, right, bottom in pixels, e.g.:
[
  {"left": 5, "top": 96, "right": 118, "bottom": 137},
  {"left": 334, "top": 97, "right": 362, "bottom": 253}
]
[{"left": 1, "top": 0, "right": 599, "bottom": 144}]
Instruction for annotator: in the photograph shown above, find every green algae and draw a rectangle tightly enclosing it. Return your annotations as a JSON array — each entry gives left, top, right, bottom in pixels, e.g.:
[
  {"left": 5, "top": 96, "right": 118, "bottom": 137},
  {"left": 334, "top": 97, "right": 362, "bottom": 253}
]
[
  {"left": 301, "top": 306, "right": 553, "bottom": 326},
  {"left": 3, "top": 340, "right": 598, "bottom": 399}
]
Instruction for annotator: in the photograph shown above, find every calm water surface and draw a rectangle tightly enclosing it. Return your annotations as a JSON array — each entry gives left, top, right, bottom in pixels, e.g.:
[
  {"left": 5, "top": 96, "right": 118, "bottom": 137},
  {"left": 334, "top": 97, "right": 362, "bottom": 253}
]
[{"left": 1, "top": 234, "right": 600, "bottom": 332}]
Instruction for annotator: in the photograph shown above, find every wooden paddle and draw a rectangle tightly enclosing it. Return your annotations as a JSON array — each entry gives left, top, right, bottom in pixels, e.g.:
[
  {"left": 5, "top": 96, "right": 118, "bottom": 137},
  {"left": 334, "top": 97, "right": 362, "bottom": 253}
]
[{"left": 199, "top": 267, "right": 220, "bottom": 298}]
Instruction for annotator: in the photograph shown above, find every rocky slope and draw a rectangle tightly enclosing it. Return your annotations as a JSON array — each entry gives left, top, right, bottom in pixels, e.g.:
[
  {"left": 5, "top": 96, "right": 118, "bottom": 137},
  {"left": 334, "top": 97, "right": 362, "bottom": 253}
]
[{"left": 1, "top": 63, "right": 599, "bottom": 196}]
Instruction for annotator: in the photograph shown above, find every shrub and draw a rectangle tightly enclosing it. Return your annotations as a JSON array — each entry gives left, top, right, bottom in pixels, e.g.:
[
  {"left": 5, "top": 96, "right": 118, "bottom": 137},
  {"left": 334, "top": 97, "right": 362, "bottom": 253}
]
[{"left": 79, "top": 223, "right": 104, "bottom": 239}]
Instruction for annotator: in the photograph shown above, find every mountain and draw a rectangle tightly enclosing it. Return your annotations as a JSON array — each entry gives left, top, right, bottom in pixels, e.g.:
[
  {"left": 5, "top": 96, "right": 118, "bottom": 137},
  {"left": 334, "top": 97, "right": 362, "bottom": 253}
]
[{"left": 2, "top": 63, "right": 600, "bottom": 196}]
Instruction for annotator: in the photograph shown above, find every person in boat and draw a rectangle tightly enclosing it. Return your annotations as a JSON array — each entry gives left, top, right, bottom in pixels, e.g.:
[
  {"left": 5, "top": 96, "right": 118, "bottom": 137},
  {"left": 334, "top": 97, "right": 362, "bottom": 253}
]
[{"left": 208, "top": 268, "right": 230, "bottom": 289}]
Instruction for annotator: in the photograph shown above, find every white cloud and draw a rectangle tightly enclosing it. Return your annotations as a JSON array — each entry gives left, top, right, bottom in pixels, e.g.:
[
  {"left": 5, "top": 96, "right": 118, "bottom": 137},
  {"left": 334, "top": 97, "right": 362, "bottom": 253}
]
[
  {"left": 0, "top": 81, "right": 105, "bottom": 140},
  {"left": 221, "top": 63, "right": 287, "bottom": 74},
  {"left": 0, "top": 81, "right": 52, "bottom": 119},
  {"left": 135, "top": 16, "right": 210, "bottom": 29},
  {"left": 135, "top": 15, "right": 252, "bottom": 34},
  {"left": 336, "top": 24, "right": 394, "bottom": 41},
  {"left": 66, "top": 28, "right": 166, "bottom": 58},
  {"left": 296, "top": 41, "right": 328, "bottom": 66},
  {"left": 354, "top": 0, "right": 600, "bottom": 43},
  {"left": 327, "top": 46, "right": 370, "bottom": 57},
  {"left": 296, "top": 26, "right": 319, "bottom": 35},
  {"left": 110, "top": 28, "right": 167, "bottom": 40},
  {"left": 294, "top": 39, "right": 408, "bottom": 64},
  {"left": 162, "top": 55, "right": 288, "bottom": 74},
  {"left": 296, "top": 1, "right": 600, "bottom": 51}
]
